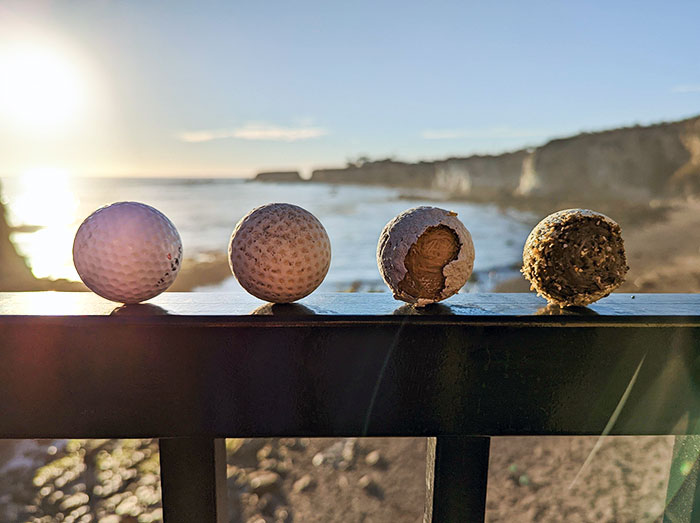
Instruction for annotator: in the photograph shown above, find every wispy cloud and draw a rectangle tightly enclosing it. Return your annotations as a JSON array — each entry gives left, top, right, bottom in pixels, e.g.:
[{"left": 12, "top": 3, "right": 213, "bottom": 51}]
[
  {"left": 671, "top": 84, "right": 700, "bottom": 93},
  {"left": 421, "top": 126, "right": 549, "bottom": 140},
  {"left": 179, "top": 123, "right": 328, "bottom": 143}
]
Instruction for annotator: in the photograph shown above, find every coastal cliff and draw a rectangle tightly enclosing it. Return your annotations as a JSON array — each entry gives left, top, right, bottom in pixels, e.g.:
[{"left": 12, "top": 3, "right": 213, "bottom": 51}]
[
  {"left": 254, "top": 171, "right": 303, "bottom": 182},
  {"left": 312, "top": 160, "right": 435, "bottom": 189},
  {"left": 309, "top": 115, "right": 700, "bottom": 204}
]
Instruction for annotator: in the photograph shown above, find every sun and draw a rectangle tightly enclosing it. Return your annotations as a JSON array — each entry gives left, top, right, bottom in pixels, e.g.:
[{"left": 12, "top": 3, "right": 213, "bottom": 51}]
[{"left": 0, "top": 42, "right": 87, "bottom": 133}]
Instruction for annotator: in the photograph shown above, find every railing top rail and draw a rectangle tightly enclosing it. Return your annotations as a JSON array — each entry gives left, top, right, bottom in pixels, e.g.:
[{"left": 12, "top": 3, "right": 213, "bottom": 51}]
[
  {"left": 0, "top": 292, "right": 698, "bottom": 323},
  {"left": 0, "top": 292, "right": 698, "bottom": 439}
]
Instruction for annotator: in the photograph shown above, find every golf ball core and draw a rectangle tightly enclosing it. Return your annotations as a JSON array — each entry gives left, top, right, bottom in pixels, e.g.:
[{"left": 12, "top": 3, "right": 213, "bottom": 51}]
[
  {"left": 521, "top": 208, "right": 628, "bottom": 307},
  {"left": 73, "top": 201, "right": 183, "bottom": 304},
  {"left": 229, "top": 203, "right": 331, "bottom": 303},
  {"left": 377, "top": 206, "right": 475, "bottom": 306}
]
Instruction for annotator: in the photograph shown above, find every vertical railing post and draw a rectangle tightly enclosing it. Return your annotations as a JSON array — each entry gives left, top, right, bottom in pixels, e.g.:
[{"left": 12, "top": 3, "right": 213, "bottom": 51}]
[
  {"left": 424, "top": 436, "right": 491, "bottom": 523},
  {"left": 159, "top": 437, "right": 228, "bottom": 523}
]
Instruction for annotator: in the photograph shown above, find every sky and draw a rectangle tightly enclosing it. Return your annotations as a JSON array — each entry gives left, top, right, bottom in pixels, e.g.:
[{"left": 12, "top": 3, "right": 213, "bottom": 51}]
[{"left": 0, "top": 0, "right": 699, "bottom": 178}]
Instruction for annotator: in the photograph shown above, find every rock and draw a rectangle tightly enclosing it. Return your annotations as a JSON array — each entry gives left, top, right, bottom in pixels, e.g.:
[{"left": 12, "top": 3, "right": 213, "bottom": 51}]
[
  {"left": 358, "top": 475, "right": 373, "bottom": 490},
  {"left": 257, "top": 492, "right": 280, "bottom": 514},
  {"left": 258, "top": 458, "right": 278, "bottom": 471},
  {"left": 293, "top": 474, "right": 314, "bottom": 493},
  {"left": 257, "top": 445, "right": 274, "bottom": 462},
  {"left": 249, "top": 471, "right": 281, "bottom": 493},
  {"left": 365, "top": 450, "right": 383, "bottom": 467},
  {"left": 358, "top": 475, "right": 384, "bottom": 499},
  {"left": 276, "top": 458, "right": 293, "bottom": 475},
  {"left": 311, "top": 453, "right": 324, "bottom": 467},
  {"left": 59, "top": 492, "right": 89, "bottom": 511}
]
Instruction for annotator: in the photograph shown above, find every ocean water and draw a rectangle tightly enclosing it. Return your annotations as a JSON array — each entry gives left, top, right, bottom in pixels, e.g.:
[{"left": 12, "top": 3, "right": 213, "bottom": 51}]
[{"left": 0, "top": 176, "right": 534, "bottom": 292}]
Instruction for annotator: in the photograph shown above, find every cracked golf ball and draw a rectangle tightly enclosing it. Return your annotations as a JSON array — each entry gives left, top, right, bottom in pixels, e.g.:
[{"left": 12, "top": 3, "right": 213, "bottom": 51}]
[
  {"left": 73, "top": 201, "right": 183, "bottom": 304},
  {"left": 522, "top": 209, "right": 628, "bottom": 307},
  {"left": 377, "top": 206, "right": 475, "bottom": 306},
  {"left": 229, "top": 203, "right": 331, "bottom": 303}
]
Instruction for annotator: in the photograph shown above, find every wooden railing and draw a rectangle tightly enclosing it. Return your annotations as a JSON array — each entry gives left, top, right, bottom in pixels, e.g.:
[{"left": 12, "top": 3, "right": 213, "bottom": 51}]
[{"left": 0, "top": 292, "right": 699, "bottom": 522}]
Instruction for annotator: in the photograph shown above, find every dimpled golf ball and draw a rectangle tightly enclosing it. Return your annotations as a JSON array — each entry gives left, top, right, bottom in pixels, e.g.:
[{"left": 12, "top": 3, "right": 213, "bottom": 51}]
[
  {"left": 229, "top": 203, "right": 331, "bottom": 303},
  {"left": 522, "top": 209, "right": 628, "bottom": 307},
  {"left": 73, "top": 201, "right": 183, "bottom": 304},
  {"left": 377, "top": 206, "right": 475, "bottom": 306}
]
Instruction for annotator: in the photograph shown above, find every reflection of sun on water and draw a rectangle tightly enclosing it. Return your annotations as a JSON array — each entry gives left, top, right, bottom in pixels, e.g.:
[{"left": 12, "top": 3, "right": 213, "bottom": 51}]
[{"left": 9, "top": 168, "right": 80, "bottom": 281}]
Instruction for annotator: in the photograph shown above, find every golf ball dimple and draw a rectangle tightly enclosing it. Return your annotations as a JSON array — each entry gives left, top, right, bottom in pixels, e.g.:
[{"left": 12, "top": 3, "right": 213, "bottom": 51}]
[
  {"left": 73, "top": 201, "right": 183, "bottom": 304},
  {"left": 229, "top": 203, "right": 331, "bottom": 303}
]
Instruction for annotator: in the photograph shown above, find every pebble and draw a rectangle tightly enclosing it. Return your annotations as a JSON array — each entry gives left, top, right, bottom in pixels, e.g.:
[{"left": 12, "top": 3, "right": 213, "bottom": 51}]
[
  {"left": 365, "top": 450, "right": 382, "bottom": 467},
  {"left": 257, "top": 445, "right": 274, "bottom": 462},
  {"left": 342, "top": 439, "right": 357, "bottom": 462},
  {"left": 258, "top": 492, "right": 279, "bottom": 514},
  {"left": 258, "top": 458, "right": 278, "bottom": 471},
  {"left": 358, "top": 475, "right": 383, "bottom": 498},
  {"left": 249, "top": 471, "right": 281, "bottom": 493},
  {"left": 312, "top": 453, "right": 325, "bottom": 467},
  {"left": 293, "top": 474, "right": 314, "bottom": 493}
]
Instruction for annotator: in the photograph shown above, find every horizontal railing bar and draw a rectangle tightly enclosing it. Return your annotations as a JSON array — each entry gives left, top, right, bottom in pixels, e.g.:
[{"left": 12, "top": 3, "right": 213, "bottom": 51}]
[
  {"left": 0, "top": 297, "right": 696, "bottom": 439},
  {"left": 0, "top": 316, "right": 699, "bottom": 328},
  {"left": 1, "top": 292, "right": 699, "bottom": 317}
]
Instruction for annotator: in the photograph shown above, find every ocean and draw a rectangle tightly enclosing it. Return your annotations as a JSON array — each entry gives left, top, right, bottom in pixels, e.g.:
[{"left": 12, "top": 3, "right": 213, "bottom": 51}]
[{"left": 0, "top": 176, "right": 534, "bottom": 293}]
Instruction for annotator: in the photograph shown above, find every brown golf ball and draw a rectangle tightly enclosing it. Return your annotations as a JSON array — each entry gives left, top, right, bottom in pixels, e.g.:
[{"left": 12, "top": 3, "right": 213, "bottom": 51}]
[
  {"left": 522, "top": 209, "right": 628, "bottom": 307},
  {"left": 377, "top": 206, "right": 475, "bottom": 306},
  {"left": 229, "top": 203, "right": 331, "bottom": 303}
]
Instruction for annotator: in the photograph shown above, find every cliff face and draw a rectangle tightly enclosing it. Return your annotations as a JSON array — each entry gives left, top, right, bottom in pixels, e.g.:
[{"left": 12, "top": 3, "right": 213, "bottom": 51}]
[
  {"left": 254, "top": 171, "right": 303, "bottom": 182},
  {"left": 516, "top": 117, "right": 696, "bottom": 202},
  {"left": 433, "top": 151, "right": 528, "bottom": 201},
  {"left": 312, "top": 160, "right": 435, "bottom": 189},
  {"left": 309, "top": 115, "right": 700, "bottom": 203}
]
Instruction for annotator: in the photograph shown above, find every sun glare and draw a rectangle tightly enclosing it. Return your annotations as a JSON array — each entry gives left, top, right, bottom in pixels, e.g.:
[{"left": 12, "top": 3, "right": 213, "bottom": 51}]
[
  {"left": 8, "top": 167, "right": 80, "bottom": 280},
  {"left": 0, "top": 42, "right": 87, "bottom": 133}
]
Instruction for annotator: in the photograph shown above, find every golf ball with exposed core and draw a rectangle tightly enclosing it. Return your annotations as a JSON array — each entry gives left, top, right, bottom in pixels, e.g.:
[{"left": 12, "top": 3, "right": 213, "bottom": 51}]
[
  {"left": 377, "top": 206, "right": 475, "bottom": 306},
  {"left": 73, "top": 201, "right": 183, "bottom": 303},
  {"left": 229, "top": 203, "right": 331, "bottom": 303}
]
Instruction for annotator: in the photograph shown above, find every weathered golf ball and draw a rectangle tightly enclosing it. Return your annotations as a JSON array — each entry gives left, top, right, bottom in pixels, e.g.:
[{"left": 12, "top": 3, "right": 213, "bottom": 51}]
[
  {"left": 73, "top": 201, "right": 182, "bottom": 304},
  {"left": 377, "top": 206, "right": 475, "bottom": 306},
  {"left": 229, "top": 203, "right": 331, "bottom": 303},
  {"left": 522, "top": 209, "right": 628, "bottom": 307}
]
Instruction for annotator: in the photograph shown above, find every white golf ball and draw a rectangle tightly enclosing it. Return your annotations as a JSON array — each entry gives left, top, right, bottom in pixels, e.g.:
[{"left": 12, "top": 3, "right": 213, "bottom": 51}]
[
  {"left": 73, "top": 201, "right": 183, "bottom": 304},
  {"left": 229, "top": 203, "right": 331, "bottom": 303}
]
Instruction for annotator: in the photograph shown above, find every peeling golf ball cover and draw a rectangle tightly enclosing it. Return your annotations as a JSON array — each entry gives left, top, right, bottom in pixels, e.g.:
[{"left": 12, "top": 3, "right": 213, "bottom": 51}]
[
  {"left": 377, "top": 206, "right": 475, "bottom": 306},
  {"left": 73, "top": 201, "right": 183, "bottom": 304},
  {"left": 522, "top": 209, "right": 628, "bottom": 307},
  {"left": 229, "top": 203, "right": 331, "bottom": 303}
]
